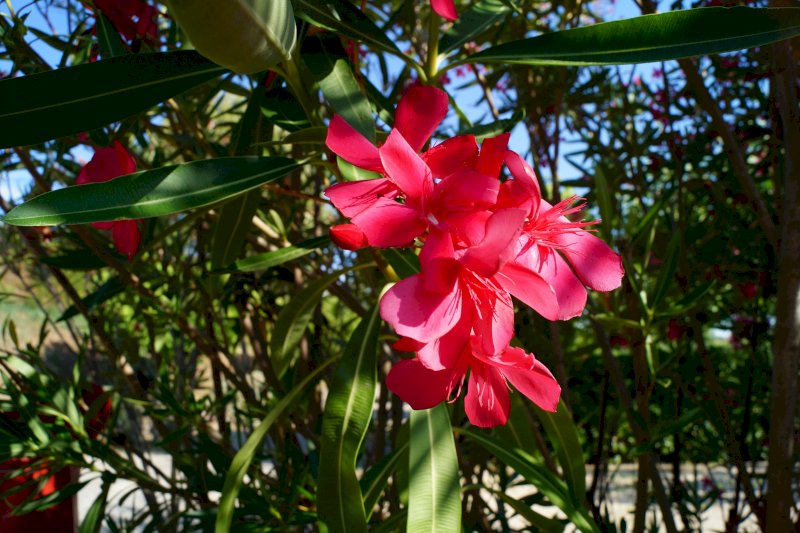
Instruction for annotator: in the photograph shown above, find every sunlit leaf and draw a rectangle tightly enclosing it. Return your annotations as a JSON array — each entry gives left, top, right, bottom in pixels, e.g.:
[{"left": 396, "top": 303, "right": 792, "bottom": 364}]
[
  {"left": 469, "top": 7, "right": 800, "bottom": 66},
  {"left": 0, "top": 51, "right": 224, "bottom": 148}
]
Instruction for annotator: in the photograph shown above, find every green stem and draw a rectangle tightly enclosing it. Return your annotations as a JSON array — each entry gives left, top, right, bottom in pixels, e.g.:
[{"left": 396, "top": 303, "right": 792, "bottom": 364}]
[
  {"left": 425, "top": 12, "right": 441, "bottom": 83},
  {"left": 280, "top": 56, "right": 321, "bottom": 127}
]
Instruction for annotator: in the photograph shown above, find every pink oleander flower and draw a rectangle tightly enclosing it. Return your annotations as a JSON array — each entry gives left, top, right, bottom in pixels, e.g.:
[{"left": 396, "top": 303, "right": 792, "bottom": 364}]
[
  {"left": 492, "top": 152, "right": 625, "bottom": 320},
  {"left": 326, "top": 85, "right": 490, "bottom": 248},
  {"left": 381, "top": 228, "right": 560, "bottom": 427},
  {"left": 431, "top": 0, "right": 458, "bottom": 21},
  {"left": 77, "top": 141, "right": 141, "bottom": 260}
]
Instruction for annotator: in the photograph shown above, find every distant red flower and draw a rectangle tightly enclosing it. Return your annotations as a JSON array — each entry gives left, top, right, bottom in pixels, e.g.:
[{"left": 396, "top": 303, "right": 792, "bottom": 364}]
[
  {"left": 92, "top": 0, "right": 159, "bottom": 46},
  {"left": 77, "top": 141, "right": 141, "bottom": 260}
]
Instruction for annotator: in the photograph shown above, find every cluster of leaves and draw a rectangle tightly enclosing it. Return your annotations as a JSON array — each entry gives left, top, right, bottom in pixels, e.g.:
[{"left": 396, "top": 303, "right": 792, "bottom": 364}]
[{"left": 0, "top": 0, "right": 798, "bottom": 532}]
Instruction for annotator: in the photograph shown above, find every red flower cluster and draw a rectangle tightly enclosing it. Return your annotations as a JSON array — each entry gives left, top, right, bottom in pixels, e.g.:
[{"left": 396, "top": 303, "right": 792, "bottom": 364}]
[
  {"left": 325, "top": 86, "right": 624, "bottom": 427},
  {"left": 77, "top": 141, "right": 141, "bottom": 260}
]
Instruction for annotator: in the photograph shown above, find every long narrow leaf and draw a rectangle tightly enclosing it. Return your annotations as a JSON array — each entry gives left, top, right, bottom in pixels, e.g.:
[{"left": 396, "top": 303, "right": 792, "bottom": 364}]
[
  {"left": 229, "top": 236, "right": 330, "bottom": 272},
  {"left": 535, "top": 399, "right": 587, "bottom": 506},
  {"left": 3, "top": 157, "right": 299, "bottom": 226},
  {"left": 0, "top": 51, "right": 224, "bottom": 148},
  {"left": 318, "top": 304, "right": 382, "bottom": 533},
  {"left": 457, "top": 428, "right": 600, "bottom": 533},
  {"left": 215, "top": 357, "right": 338, "bottom": 533},
  {"left": 469, "top": 7, "right": 800, "bottom": 66},
  {"left": 407, "top": 405, "right": 461, "bottom": 533}
]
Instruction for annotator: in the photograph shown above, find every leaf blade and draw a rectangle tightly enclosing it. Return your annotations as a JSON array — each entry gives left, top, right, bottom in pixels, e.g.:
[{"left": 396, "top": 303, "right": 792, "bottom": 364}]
[
  {"left": 407, "top": 405, "right": 461, "bottom": 533},
  {"left": 3, "top": 157, "right": 299, "bottom": 226},
  {"left": 469, "top": 7, "right": 800, "bottom": 66},
  {"left": 0, "top": 51, "right": 225, "bottom": 148},
  {"left": 318, "top": 305, "right": 382, "bottom": 533}
]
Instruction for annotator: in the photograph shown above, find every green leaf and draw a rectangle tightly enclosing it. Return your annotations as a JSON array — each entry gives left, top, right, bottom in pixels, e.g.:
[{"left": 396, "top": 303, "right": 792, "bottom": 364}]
[
  {"left": 211, "top": 190, "right": 262, "bottom": 272},
  {"left": 0, "top": 51, "right": 224, "bottom": 148},
  {"left": 58, "top": 275, "right": 127, "bottom": 322},
  {"left": 293, "top": 0, "right": 400, "bottom": 55},
  {"left": 535, "top": 399, "right": 586, "bottom": 506},
  {"left": 215, "top": 356, "right": 338, "bottom": 533},
  {"left": 271, "top": 264, "right": 369, "bottom": 378},
  {"left": 3, "top": 157, "right": 299, "bottom": 226},
  {"left": 457, "top": 428, "right": 600, "bottom": 533},
  {"left": 407, "top": 405, "right": 461, "bottom": 533},
  {"left": 95, "top": 13, "right": 126, "bottom": 59},
  {"left": 336, "top": 157, "right": 382, "bottom": 182},
  {"left": 360, "top": 442, "right": 408, "bottom": 520},
  {"left": 229, "top": 236, "right": 329, "bottom": 272},
  {"left": 78, "top": 476, "right": 111, "bottom": 533},
  {"left": 167, "top": 0, "right": 296, "bottom": 74},
  {"left": 382, "top": 249, "right": 421, "bottom": 279},
  {"left": 468, "top": 7, "right": 800, "bottom": 66},
  {"left": 484, "top": 488, "right": 564, "bottom": 532},
  {"left": 40, "top": 249, "right": 109, "bottom": 270},
  {"left": 651, "top": 231, "right": 681, "bottom": 311},
  {"left": 440, "top": 0, "right": 511, "bottom": 54},
  {"left": 306, "top": 35, "right": 376, "bottom": 143},
  {"left": 318, "top": 305, "right": 382, "bottom": 533}
]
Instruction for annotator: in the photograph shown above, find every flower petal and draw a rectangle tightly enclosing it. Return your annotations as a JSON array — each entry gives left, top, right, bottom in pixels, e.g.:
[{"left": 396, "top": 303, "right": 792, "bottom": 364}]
[
  {"left": 423, "top": 135, "right": 478, "bottom": 179},
  {"left": 537, "top": 247, "right": 587, "bottom": 320},
  {"left": 325, "top": 178, "right": 396, "bottom": 219},
  {"left": 351, "top": 197, "right": 426, "bottom": 247},
  {"left": 326, "top": 115, "right": 383, "bottom": 172},
  {"left": 418, "top": 310, "right": 471, "bottom": 370},
  {"left": 460, "top": 209, "right": 526, "bottom": 277},
  {"left": 430, "top": 0, "right": 458, "bottom": 21},
  {"left": 330, "top": 224, "right": 368, "bottom": 250},
  {"left": 380, "top": 129, "right": 433, "bottom": 205},
  {"left": 501, "top": 348, "right": 561, "bottom": 412},
  {"left": 553, "top": 230, "right": 624, "bottom": 292},
  {"left": 464, "top": 363, "right": 510, "bottom": 427},
  {"left": 380, "top": 272, "right": 462, "bottom": 343},
  {"left": 476, "top": 133, "right": 510, "bottom": 179},
  {"left": 433, "top": 168, "right": 500, "bottom": 218},
  {"left": 471, "top": 287, "right": 515, "bottom": 357},
  {"left": 394, "top": 85, "right": 449, "bottom": 152},
  {"left": 386, "top": 359, "right": 453, "bottom": 410},
  {"left": 419, "top": 228, "right": 458, "bottom": 294},
  {"left": 112, "top": 219, "right": 140, "bottom": 260},
  {"left": 496, "top": 262, "right": 559, "bottom": 321}
]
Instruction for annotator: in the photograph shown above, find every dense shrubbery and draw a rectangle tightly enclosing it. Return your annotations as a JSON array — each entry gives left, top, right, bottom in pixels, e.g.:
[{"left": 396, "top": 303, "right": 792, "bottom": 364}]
[{"left": 0, "top": 1, "right": 798, "bottom": 531}]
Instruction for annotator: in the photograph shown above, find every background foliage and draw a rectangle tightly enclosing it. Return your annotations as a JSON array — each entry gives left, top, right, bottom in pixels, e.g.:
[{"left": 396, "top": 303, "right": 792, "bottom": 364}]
[{"left": 0, "top": 0, "right": 798, "bottom": 531}]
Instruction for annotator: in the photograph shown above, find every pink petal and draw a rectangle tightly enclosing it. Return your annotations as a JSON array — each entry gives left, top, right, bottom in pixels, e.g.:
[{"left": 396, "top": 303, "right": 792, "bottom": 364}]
[
  {"left": 419, "top": 228, "right": 458, "bottom": 294},
  {"left": 496, "top": 262, "right": 559, "bottom": 321},
  {"left": 432, "top": 168, "right": 499, "bottom": 218},
  {"left": 553, "top": 230, "right": 624, "bottom": 292},
  {"left": 325, "top": 178, "right": 396, "bottom": 219},
  {"left": 499, "top": 151, "right": 541, "bottom": 215},
  {"left": 380, "top": 273, "right": 462, "bottom": 343},
  {"left": 537, "top": 248, "right": 587, "bottom": 320},
  {"left": 501, "top": 349, "right": 561, "bottom": 412},
  {"left": 386, "top": 359, "right": 453, "bottom": 410},
  {"left": 394, "top": 85, "right": 449, "bottom": 152},
  {"left": 351, "top": 197, "right": 427, "bottom": 247},
  {"left": 393, "top": 337, "right": 426, "bottom": 353},
  {"left": 460, "top": 209, "right": 526, "bottom": 277},
  {"left": 476, "top": 133, "right": 510, "bottom": 178},
  {"left": 380, "top": 129, "right": 433, "bottom": 206},
  {"left": 423, "top": 135, "right": 478, "bottom": 179},
  {"left": 464, "top": 363, "right": 510, "bottom": 427},
  {"left": 471, "top": 287, "right": 515, "bottom": 357},
  {"left": 418, "top": 310, "right": 472, "bottom": 370},
  {"left": 430, "top": 0, "right": 459, "bottom": 21},
  {"left": 111, "top": 141, "right": 136, "bottom": 175},
  {"left": 92, "top": 221, "right": 115, "bottom": 230},
  {"left": 326, "top": 115, "right": 383, "bottom": 172},
  {"left": 330, "top": 224, "right": 368, "bottom": 250},
  {"left": 112, "top": 219, "right": 140, "bottom": 260}
]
